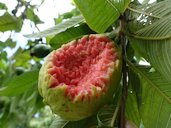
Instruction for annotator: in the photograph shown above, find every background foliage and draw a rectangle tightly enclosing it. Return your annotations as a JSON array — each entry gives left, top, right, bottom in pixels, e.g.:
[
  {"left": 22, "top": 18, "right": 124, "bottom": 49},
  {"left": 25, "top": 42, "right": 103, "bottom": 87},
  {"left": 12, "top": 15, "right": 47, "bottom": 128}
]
[{"left": 0, "top": 0, "right": 171, "bottom": 128}]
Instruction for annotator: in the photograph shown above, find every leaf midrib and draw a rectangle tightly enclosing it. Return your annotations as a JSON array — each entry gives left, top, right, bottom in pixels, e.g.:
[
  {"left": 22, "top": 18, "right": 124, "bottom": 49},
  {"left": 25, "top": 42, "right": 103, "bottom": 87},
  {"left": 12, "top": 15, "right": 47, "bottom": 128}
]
[{"left": 127, "top": 60, "right": 171, "bottom": 104}]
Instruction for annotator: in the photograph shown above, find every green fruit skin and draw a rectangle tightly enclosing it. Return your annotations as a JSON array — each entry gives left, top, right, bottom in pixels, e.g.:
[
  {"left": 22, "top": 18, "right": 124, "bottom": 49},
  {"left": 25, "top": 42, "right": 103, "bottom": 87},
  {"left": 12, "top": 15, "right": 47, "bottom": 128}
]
[
  {"left": 31, "top": 44, "right": 52, "bottom": 58},
  {"left": 15, "top": 67, "right": 25, "bottom": 75},
  {"left": 38, "top": 36, "right": 122, "bottom": 121}
]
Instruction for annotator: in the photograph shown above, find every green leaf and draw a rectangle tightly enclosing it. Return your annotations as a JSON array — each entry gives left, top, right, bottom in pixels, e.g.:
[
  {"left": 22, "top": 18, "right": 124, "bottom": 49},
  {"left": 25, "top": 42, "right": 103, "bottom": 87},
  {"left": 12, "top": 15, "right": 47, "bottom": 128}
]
[
  {"left": 84, "top": 116, "right": 98, "bottom": 128},
  {"left": 129, "top": 36, "right": 171, "bottom": 83},
  {"left": 0, "top": 12, "right": 22, "bottom": 32},
  {"left": 5, "top": 38, "right": 16, "bottom": 48},
  {"left": 127, "top": 0, "right": 171, "bottom": 32},
  {"left": 50, "top": 115, "right": 98, "bottom": 128},
  {"left": 63, "top": 120, "right": 87, "bottom": 128},
  {"left": 96, "top": 81, "right": 122, "bottom": 127},
  {"left": 25, "top": 15, "right": 84, "bottom": 38},
  {"left": 132, "top": 16, "right": 171, "bottom": 39},
  {"left": 97, "top": 104, "right": 120, "bottom": 127},
  {"left": 26, "top": 8, "right": 43, "bottom": 24},
  {"left": 111, "top": 0, "right": 131, "bottom": 14},
  {"left": 0, "top": 39, "right": 16, "bottom": 50},
  {"left": 49, "top": 23, "right": 95, "bottom": 49},
  {"left": 55, "top": 8, "right": 81, "bottom": 24},
  {"left": 49, "top": 116, "right": 68, "bottom": 128},
  {"left": 143, "top": 0, "right": 171, "bottom": 18},
  {"left": 0, "top": 2, "right": 7, "bottom": 10},
  {"left": 128, "top": 68, "right": 142, "bottom": 107},
  {"left": 126, "top": 93, "right": 141, "bottom": 128},
  {"left": 0, "top": 41, "right": 6, "bottom": 50},
  {"left": 0, "top": 51, "right": 7, "bottom": 62},
  {"left": 50, "top": 116, "right": 88, "bottom": 128},
  {"left": 13, "top": 48, "right": 31, "bottom": 67},
  {"left": 0, "top": 59, "right": 8, "bottom": 69},
  {"left": 127, "top": 8, "right": 149, "bottom": 33},
  {"left": 9, "top": 88, "right": 38, "bottom": 116},
  {"left": 128, "top": 61, "right": 171, "bottom": 128},
  {"left": 126, "top": 69, "right": 142, "bottom": 127},
  {"left": 0, "top": 70, "right": 39, "bottom": 96},
  {"left": 129, "top": 0, "right": 171, "bottom": 19},
  {"left": 126, "top": 43, "right": 135, "bottom": 61},
  {"left": 74, "top": 0, "right": 130, "bottom": 33},
  {"left": 128, "top": 14, "right": 171, "bottom": 82}
]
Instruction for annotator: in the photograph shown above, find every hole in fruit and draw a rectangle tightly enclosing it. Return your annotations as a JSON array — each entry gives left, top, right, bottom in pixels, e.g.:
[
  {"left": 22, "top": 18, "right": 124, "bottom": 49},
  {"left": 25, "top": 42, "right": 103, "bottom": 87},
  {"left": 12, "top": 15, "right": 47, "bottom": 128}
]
[{"left": 48, "top": 35, "right": 118, "bottom": 100}]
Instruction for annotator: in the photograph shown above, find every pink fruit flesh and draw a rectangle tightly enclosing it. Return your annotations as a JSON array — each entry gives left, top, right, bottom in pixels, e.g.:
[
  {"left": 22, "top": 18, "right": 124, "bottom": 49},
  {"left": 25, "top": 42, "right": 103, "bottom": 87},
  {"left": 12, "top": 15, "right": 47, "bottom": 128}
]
[{"left": 48, "top": 35, "right": 118, "bottom": 100}]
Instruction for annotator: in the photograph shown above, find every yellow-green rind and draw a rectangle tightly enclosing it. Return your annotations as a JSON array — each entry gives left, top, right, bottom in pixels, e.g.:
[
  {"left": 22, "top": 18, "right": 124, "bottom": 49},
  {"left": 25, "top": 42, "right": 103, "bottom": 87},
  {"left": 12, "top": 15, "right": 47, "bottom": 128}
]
[{"left": 38, "top": 35, "right": 122, "bottom": 121}]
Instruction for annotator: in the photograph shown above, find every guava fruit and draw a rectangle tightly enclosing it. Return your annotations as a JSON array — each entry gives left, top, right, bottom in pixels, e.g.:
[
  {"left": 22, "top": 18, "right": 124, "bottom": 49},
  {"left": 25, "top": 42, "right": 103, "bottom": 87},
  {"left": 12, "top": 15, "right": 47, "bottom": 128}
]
[
  {"left": 30, "top": 44, "right": 52, "bottom": 58},
  {"left": 15, "top": 67, "right": 26, "bottom": 75},
  {"left": 38, "top": 34, "right": 122, "bottom": 121}
]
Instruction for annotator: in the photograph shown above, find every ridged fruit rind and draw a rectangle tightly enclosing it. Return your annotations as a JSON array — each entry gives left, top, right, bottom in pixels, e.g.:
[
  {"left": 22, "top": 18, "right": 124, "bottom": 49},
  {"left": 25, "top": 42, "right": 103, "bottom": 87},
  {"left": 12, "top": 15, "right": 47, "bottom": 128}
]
[{"left": 38, "top": 34, "right": 122, "bottom": 121}]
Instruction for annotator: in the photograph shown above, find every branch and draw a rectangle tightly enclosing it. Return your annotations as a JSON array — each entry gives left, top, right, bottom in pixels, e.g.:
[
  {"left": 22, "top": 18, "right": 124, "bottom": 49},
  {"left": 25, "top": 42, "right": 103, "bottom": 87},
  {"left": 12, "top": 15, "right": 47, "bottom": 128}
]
[{"left": 119, "top": 15, "right": 128, "bottom": 128}]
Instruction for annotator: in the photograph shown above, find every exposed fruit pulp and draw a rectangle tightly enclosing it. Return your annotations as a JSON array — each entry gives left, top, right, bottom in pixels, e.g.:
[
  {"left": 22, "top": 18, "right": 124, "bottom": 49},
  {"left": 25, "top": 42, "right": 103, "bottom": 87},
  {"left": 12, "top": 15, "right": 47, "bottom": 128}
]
[{"left": 47, "top": 35, "right": 118, "bottom": 100}]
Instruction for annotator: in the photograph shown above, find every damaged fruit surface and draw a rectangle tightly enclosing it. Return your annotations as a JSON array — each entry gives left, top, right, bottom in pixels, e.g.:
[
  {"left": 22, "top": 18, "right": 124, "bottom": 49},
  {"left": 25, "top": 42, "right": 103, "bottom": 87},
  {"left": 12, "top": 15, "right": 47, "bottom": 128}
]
[{"left": 38, "top": 34, "right": 122, "bottom": 121}]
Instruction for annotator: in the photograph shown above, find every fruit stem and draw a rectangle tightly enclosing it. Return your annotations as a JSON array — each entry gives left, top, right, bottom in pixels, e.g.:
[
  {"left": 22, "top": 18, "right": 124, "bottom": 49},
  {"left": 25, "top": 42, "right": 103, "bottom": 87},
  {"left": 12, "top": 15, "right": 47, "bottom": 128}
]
[{"left": 119, "top": 15, "right": 128, "bottom": 128}]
